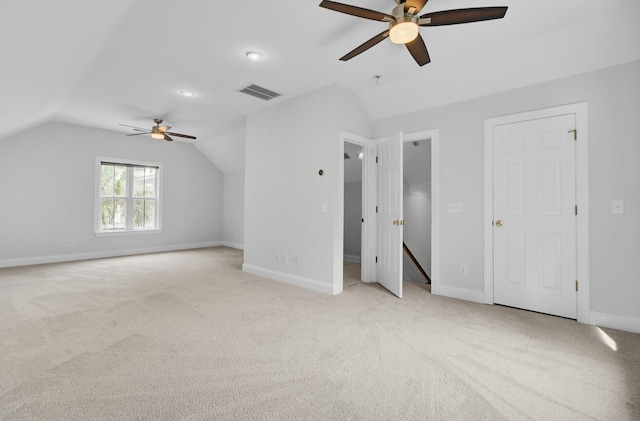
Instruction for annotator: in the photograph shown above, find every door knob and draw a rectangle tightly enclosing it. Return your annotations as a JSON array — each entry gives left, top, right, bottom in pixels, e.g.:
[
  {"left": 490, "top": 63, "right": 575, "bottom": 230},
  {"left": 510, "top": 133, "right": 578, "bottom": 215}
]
[{"left": 495, "top": 220, "right": 503, "bottom": 227}]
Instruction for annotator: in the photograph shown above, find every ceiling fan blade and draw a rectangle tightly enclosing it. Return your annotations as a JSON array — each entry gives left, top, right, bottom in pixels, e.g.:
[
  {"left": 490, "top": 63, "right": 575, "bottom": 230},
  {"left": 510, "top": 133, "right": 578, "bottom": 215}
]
[
  {"left": 319, "top": 0, "right": 393, "bottom": 22},
  {"left": 126, "top": 132, "right": 150, "bottom": 136},
  {"left": 404, "top": 0, "right": 429, "bottom": 14},
  {"left": 405, "top": 33, "right": 430, "bottom": 66},
  {"left": 164, "top": 134, "right": 174, "bottom": 142},
  {"left": 340, "top": 30, "right": 390, "bottom": 61},
  {"left": 166, "top": 131, "right": 197, "bottom": 140},
  {"left": 159, "top": 125, "right": 171, "bottom": 132},
  {"left": 419, "top": 7, "right": 508, "bottom": 26},
  {"left": 119, "top": 123, "right": 148, "bottom": 130}
]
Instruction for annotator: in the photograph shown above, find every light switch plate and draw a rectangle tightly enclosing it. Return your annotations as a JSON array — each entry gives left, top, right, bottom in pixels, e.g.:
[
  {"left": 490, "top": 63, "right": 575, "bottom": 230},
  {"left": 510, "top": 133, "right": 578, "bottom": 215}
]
[
  {"left": 321, "top": 202, "right": 328, "bottom": 213},
  {"left": 612, "top": 200, "right": 624, "bottom": 214}
]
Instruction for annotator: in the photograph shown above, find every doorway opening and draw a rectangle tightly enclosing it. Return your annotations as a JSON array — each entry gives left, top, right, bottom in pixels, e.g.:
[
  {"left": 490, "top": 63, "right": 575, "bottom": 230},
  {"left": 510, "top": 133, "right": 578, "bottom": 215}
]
[
  {"left": 343, "top": 141, "right": 364, "bottom": 289},
  {"left": 336, "top": 130, "right": 439, "bottom": 297},
  {"left": 402, "top": 139, "right": 432, "bottom": 290}
]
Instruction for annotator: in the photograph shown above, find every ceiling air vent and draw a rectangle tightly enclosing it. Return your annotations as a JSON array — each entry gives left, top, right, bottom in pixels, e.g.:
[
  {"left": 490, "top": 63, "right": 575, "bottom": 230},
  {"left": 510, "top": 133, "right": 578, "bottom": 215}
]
[{"left": 237, "top": 83, "right": 281, "bottom": 101}]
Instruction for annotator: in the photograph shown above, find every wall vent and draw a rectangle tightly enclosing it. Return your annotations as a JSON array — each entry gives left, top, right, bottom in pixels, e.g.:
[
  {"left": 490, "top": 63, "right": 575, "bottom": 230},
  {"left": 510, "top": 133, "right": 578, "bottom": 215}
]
[{"left": 237, "top": 83, "right": 281, "bottom": 101}]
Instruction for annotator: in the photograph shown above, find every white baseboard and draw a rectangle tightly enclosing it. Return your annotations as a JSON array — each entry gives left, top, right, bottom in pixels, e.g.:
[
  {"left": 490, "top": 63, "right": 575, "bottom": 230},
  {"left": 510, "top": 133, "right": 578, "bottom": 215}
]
[
  {"left": 222, "top": 241, "right": 244, "bottom": 250},
  {"left": 242, "top": 264, "right": 335, "bottom": 295},
  {"left": 343, "top": 254, "right": 361, "bottom": 263},
  {"left": 590, "top": 311, "right": 640, "bottom": 334},
  {"left": 433, "top": 283, "right": 485, "bottom": 304},
  {"left": 0, "top": 241, "right": 223, "bottom": 268}
]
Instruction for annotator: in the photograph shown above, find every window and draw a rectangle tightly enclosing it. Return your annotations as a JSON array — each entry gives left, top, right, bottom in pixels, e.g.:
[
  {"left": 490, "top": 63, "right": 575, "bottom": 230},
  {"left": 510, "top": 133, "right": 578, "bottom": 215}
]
[{"left": 95, "top": 157, "right": 162, "bottom": 235}]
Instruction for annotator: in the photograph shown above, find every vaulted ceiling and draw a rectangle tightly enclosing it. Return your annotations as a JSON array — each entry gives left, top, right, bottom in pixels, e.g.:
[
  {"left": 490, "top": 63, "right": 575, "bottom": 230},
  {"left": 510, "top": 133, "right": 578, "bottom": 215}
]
[{"left": 2, "top": 0, "right": 639, "bottom": 172}]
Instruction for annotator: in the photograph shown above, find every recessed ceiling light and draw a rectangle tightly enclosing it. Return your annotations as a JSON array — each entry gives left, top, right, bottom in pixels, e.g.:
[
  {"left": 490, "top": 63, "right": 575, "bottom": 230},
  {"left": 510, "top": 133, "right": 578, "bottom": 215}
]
[
  {"left": 180, "top": 90, "right": 195, "bottom": 97},
  {"left": 245, "top": 51, "right": 263, "bottom": 62}
]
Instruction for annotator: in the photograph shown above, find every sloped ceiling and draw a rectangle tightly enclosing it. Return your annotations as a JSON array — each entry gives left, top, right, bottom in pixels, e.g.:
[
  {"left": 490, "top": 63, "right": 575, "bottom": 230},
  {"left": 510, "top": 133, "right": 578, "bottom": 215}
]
[
  {"left": 1, "top": 0, "right": 639, "bottom": 172},
  {"left": 0, "top": 0, "right": 135, "bottom": 138}
]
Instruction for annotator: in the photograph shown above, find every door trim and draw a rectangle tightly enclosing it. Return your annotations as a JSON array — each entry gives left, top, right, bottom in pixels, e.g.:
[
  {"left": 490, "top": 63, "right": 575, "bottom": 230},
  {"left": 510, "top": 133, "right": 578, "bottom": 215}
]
[
  {"left": 374, "top": 130, "right": 440, "bottom": 294},
  {"left": 483, "top": 103, "right": 589, "bottom": 323},
  {"left": 337, "top": 131, "right": 376, "bottom": 294},
  {"left": 337, "top": 129, "right": 439, "bottom": 296}
]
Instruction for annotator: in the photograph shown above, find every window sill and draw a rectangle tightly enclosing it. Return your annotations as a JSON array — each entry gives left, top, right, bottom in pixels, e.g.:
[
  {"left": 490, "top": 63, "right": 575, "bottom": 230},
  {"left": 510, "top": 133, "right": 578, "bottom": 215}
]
[{"left": 95, "top": 229, "right": 163, "bottom": 237}]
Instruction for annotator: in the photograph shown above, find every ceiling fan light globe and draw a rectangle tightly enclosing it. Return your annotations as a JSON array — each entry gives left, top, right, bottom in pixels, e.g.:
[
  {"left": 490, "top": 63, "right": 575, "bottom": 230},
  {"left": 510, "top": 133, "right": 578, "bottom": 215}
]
[
  {"left": 151, "top": 132, "right": 164, "bottom": 140},
  {"left": 389, "top": 21, "right": 419, "bottom": 44}
]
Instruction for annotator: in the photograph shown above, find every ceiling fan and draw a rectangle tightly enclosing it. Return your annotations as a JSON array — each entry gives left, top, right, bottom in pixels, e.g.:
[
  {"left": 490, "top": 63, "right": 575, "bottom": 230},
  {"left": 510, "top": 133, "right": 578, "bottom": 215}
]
[
  {"left": 119, "top": 119, "right": 196, "bottom": 142},
  {"left": 319, "top": 0, "right": 508, "bottom": 66}
]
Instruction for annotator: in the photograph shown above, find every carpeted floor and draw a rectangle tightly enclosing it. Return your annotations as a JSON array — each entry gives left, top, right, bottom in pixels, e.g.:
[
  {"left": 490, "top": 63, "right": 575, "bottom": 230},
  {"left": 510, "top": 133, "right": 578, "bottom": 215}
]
[{"left": 0, "top": 247, "right": 638, "bottom": 420}]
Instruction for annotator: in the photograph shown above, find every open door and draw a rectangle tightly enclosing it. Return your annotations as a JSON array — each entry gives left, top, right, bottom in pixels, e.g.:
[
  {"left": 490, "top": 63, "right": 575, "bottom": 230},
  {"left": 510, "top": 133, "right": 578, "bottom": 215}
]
[{"left": 377, "top": 132, "right": 403, "bottom": 298}]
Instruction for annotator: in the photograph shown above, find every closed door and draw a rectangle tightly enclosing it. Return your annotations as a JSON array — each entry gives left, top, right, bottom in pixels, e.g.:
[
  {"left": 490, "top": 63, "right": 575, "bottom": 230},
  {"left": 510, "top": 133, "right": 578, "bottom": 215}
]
[
  {"left": 493, "top": 114, "right": 577, "bottom": 319},
  {"left": 377, "top": 132, "right": 403, "bottom": 298}
]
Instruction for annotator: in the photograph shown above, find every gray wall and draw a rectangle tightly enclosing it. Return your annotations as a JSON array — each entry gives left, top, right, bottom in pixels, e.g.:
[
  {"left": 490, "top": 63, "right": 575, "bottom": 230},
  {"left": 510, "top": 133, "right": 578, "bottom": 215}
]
[
  {"left": 0, "top": 122, "right": 224, "bottom": 265},
  {"left": 373, "top": 60, "right": 640, "bottom": 320},
  {"left": 244, "top": 84, "right": 371, "bottom": 293},
  {"left": 223, "top": 170, "right": 245, "bottom": 249},
  {"left": 343, "top": 181, "right": 362, "bottom": 261},
  {"left": 403, "top": 179, "right": 431, "bottom": 277}
]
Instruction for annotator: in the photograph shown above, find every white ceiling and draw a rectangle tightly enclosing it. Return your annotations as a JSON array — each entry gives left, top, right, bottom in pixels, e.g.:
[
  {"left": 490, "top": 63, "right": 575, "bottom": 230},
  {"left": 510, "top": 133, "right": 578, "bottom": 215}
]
[{"left": 2, "top": 0, "right": 639, "bottom": 172}]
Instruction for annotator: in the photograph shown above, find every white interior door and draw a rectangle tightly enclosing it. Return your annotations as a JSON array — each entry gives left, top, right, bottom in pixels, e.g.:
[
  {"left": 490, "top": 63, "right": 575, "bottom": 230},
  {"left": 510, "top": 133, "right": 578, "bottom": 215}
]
[
  {"left": 493, "top": 114, "right": 577, "bottom": 318},
  {"left": 377, "top": 133, "right": 403, "bottom": 298}
]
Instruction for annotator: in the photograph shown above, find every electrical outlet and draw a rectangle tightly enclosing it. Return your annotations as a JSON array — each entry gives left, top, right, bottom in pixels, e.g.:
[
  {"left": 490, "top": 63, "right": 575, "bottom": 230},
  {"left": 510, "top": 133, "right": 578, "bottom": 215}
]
[
  {"left": 275, "top": 254, "right": 280, "bottom": 262},
  {"left": 293, "top": 256, "right": 298, "bottom": 266},
  {"left": 282, "top": 254, "right": 288, "bottom": 264},
  {"left": 459, "top": 265, "right": 467, "bottom": 276},
  {"left": 448, "top": 203, "right": 463, "bottom": 213},
  {"left": 68, "top": 240, "right": 74, "bottom": 247}
]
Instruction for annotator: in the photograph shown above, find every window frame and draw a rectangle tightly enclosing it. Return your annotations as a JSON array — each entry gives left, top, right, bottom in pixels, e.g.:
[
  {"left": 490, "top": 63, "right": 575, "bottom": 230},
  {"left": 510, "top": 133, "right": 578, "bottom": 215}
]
[{"left": 94, "top": 156, "right": 163, "bottom": 236}]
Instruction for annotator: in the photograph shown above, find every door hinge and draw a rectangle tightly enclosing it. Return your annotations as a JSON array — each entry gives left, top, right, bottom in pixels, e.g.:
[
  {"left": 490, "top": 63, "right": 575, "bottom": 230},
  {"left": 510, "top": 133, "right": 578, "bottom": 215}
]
[
  {"left": 376, "top": 206, "right": 378, "bottom": 213},
  {"left": 375, "top": 256, "right": 378, "bottom": 263},
  {"left": 568, "top": 129, "right": 577, "bottom": 141},
  {"left": 575, "top": 205, "right": 578, "bottom": 216},
  {"left": 376, "top": 156, "right": 378, "bottom": 164},
  {"left": 361, "top": 218, "right": 364, "bottom": 223},
  {"left": 576, "top": 280, "right": 578, "bottom": 291}
]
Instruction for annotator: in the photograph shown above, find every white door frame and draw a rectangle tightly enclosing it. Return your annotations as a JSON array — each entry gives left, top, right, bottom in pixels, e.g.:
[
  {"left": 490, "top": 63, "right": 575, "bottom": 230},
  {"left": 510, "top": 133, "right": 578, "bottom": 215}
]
[
  {"left": 336, "top": 129, "right": 440, "bottom": 295},
  {"left": 483, "top": 102, "right": 589, "bottom": 323},
  {"left": 337, "top": 132, "right": 377, "bottom": 293}
]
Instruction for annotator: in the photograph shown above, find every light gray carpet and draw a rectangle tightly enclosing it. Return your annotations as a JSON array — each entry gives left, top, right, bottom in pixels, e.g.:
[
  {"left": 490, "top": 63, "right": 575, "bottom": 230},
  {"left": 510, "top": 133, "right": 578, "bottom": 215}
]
[{"left": 1, "top": 247, "right": 638, "bottom": 420}]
